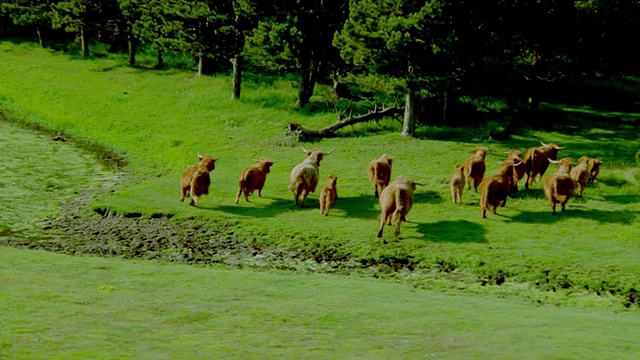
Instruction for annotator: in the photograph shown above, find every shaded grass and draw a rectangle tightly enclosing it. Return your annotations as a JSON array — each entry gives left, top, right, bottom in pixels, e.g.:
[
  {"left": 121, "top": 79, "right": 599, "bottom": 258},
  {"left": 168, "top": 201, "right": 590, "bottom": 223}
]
[{"left": 0, "top": 41, "right": 639, "bottom": 308}]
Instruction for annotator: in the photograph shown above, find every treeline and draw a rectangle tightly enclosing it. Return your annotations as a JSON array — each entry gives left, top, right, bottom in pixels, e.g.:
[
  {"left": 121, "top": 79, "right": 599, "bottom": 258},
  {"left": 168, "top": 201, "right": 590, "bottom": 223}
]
[{"left": 2, "top": 0, "right": 639, "bottom": 135}]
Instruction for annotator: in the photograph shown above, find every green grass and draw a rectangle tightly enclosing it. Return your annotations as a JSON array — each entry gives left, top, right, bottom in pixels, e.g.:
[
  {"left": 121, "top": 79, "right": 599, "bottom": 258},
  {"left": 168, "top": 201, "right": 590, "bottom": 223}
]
[
  {"left": 2, "top": 247, "right": 640, "bottom": 359},
  {"left": 0, "top": 40, "right": 639, "bottom": 311}
]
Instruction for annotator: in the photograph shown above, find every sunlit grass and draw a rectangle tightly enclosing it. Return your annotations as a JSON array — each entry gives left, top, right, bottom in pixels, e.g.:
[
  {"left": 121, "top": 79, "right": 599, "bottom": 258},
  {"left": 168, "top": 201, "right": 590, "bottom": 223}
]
[
  {"left": 1, "top": 247, "right": 639, "bottom": 359},
  {"left": 0, "top": 41, "right": 639, "bottom": 308}
]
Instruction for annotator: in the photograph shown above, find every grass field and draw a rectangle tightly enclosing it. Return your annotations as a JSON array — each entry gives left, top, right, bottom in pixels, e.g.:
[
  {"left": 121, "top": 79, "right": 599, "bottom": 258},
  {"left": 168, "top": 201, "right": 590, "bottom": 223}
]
[
  {"left": 0, "top": 40, "right": 639, "bottom": 357},
  {"left": 2, "top": 247, "right": 640, "bottom": 359}
]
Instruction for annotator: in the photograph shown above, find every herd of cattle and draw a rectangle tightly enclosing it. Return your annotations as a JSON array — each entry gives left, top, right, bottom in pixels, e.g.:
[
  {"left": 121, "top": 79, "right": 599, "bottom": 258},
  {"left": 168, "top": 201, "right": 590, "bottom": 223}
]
[{"left": 179, "top": 142, "right": 602, "bottom": 237}]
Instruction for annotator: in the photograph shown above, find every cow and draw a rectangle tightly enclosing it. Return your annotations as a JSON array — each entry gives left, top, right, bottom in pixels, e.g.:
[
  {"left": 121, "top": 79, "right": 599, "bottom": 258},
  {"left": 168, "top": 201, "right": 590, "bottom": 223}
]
[
  {"left": 377, "top": 176, "right": 417, "bottom": 238},
  {"left": 180, "top": 153, "right": 218, "bottom": 206},
  {"left": 463, "top": 147, "right": 488, "bottom": 192},
  {"left": 450, "top": 163, "right": 465, "bottom": 204},
  {"left": 570, "top": 156, "right": 590, "bottom": 197},
  {"left": 588, "top": 158, "right": 602, "bottom": 184},
  {"left": 235, "top": 158, "right": 274, "bottom": 204},
  {"left": 544, "top": 157, "right": 576, "bottom": 215},
  {"left": 319, "top": 174, "right": 338, "bottom": 216},
  {"left": 289, "top": 147, "right": 333, "bottom": 208},
  {"left": 523, "top": 141, "right": 564, "bottom": 189},
  {"left": 367, "top": 154, "right": 393, "bottom": 197},
  {"left": 479, "top": 159, "right": 520, "bottom": 218},
  {"left": 505, "top": 149, "right": 525, "bottom": 192}
]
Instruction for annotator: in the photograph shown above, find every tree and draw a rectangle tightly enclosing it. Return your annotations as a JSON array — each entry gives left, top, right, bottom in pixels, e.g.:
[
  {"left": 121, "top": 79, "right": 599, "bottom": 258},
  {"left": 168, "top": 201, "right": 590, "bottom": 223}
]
[
  {"left": 245, "top": 0, "right": 349, "bottom": 108},
  {"left": 335, "top": 0, "right": 457, "bottom": 136},
  {"left": 1, "top": 0, "right": 55, "bottom": 48},
  {"left": 50, "top": 0, "right": 106, "bottom": 57}
]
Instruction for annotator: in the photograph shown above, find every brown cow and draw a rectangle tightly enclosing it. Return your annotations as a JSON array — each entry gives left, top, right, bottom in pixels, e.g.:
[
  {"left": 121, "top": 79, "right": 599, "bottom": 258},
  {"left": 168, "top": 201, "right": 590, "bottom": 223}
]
[
  {"left": 319, "top": 174, "right": 338, "bottom": 216},
  {"left": 464, "top": 147, "right": 487, "bottom": 192},
  {"left": 235, "top": 158, "right": 274, "bottom": 204},
  {"left": 523, "top": 141, "right": 564, "bottom": 189},
  {"left": 505, "top": 149, "right": 525, "bottom": 192},
  {"left": 180, "top": 153, "right": 218, "bottom": 206},
  {"left": 289, "top": 147, "right": 332, "bottom": 208},
  {"left": 544, "top": 157, "right": 576, "bottom": 215},
  {"left": 367, "top": 154, "right": 393, "bottom": 197},
  {"left": 450, "top": 163, "right": 465, "bottom": 204},
  {"left": 570, "top": 156, "right": 590, "bottom": 197},
  {"left": 377, "top": 176, "right": 417, "bottom": 237},
  {"left": 588, "top": 158, "right": 602, "bottom": 184},
  {"left": 479, "top": 159, "right": 520, "bottom": 218}
]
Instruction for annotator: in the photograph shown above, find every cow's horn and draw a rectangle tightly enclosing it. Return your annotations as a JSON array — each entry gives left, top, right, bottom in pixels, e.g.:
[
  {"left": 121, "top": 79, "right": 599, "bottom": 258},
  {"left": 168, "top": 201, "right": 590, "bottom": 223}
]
[
  {"left": 555, "top": 146, "right": 565, "bottom": 149},
  {"left": 514, "top": 161, "right": 523, "bottom": 166},
  {"left": 414, "top": 182, "right": 427, "bottom": 186},
  {"left": 548, "top": 158, "right": 559, "bottom": 164},
  {"left": 325, "top": 148, "right": 335, "bottom": 154},
  {"left": 302, "top": 146, "right": 309, "bottom": 152},
  {"left": 540, "top": 141, "right": 548, "bottom": 146}
]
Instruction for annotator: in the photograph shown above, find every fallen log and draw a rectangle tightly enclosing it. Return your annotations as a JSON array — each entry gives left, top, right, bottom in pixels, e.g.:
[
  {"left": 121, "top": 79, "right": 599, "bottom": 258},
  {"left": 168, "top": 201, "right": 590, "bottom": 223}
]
[{"left": 287, "top": 106, "right": 404, "bottom": 139}]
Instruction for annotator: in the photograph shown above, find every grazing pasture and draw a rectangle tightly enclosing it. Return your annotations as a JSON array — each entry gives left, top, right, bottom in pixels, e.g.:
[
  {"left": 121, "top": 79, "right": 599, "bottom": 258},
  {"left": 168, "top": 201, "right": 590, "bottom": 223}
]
[{"left": 0, "top": 39, "right": 639, "bottom": 317}]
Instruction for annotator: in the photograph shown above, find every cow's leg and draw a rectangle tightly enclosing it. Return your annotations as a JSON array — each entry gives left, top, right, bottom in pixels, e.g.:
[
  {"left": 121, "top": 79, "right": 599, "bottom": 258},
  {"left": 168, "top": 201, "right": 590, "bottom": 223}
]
[
  {"left": 525, "top": 172, "right": 532, "bottom": 189},
  {"left": 561, "top": 199, "right": 568, "bottom": 211},
  {"left": 299, "top": 188, "right": 310, "bottom": 208},
  {"left": 190, "top": 195, "right": 198, "bottom": 206},
  {"left": 377, "top": 212, "right": 387, "bottom": 237},
  {"left": 551, "top": 201, "right": 557, "bottom": 215},
  {"left": 181, "top": 186, "right": 189, "bottom": 201},
  {"left": 394, "top": 215, "right": 402, "bottom": 237},
  {"left": 234, "top": 185, "right": 243, "bottom": 204}
]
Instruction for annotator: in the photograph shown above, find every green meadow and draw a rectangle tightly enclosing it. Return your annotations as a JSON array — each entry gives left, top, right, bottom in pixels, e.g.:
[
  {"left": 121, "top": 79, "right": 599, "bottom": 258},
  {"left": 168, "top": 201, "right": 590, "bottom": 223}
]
[{"left": 1, "top": 41, "right": 639, "bottom": 357}]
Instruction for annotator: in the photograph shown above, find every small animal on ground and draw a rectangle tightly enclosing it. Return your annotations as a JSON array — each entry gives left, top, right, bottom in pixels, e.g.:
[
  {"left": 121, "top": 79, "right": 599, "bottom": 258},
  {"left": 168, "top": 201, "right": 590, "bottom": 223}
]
[
  {"left": 523, "top": 141, "right": 564, "bottom": 188},
  {"left": 570, "top": 156, "right": 590, "bottom": 197},
  {"left": 367, "top": 154, "right": 393, "bottom": 197},
  {"left": 289, "top": 147, "right": 333, "bottom": 208},
  {"left": 377, "top": 176, "right": 417, "bottom": 238},
  {"left": 588, "top": 158, "right": 602, "bottom": 184},
  {"left": 464, "top": 146, "right": 487, "bottom": 192},
  {"left": 505, "top": 149, "right": 525, "bottom": 192},
  {"left": 450, "top": 163, "right": 465, "bottom": 204},
  {"left": 544, "top": 157, "right": 576, "bottom": 215},
  {"left": 319, "top": 174, "right": 338, "bottom": 216},
  {"left": 479, "top": 159, "right": 520, "bottom": 218},
  {"left": 235, "top": 158, "right": 274, "bottom": 204},
  {"left": 180, "top": 153, "right": 218, "bottom": 206}
]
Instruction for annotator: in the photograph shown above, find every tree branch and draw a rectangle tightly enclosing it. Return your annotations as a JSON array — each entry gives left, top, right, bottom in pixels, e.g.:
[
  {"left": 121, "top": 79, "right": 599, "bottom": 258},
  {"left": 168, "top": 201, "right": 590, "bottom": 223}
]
[{"left": 287, "top": 106, "right": 404, "bottom": 139}]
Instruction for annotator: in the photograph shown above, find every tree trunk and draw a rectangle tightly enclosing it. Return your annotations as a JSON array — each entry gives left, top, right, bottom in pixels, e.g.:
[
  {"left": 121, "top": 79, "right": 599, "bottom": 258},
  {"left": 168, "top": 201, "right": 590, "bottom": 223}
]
[
  {"left": 157, "top": 49, "right": 163, "bottom": 68},
  {"left": 197, "top": 56, "right": 203, "bottom": 78},
  {"left": 295, "top": 52, "right": 320, "bottom": 109},
  {"left": 36, "top": 26, "right": 45, "bottom": 48},
  {"left": 401, "top": 88, "right": 416, "bottom": 137},
  {"left": 127, "top": 28, "right": 136, "bottom": 66},
  {"left": 231, "top": 55, "right": 242, "bottom": 100},
  {"left": 80, "top": 26, "right": 89, "bottom": 57},
  {"left": 442, "top": 90, "right": 448, "bottom": 123}
]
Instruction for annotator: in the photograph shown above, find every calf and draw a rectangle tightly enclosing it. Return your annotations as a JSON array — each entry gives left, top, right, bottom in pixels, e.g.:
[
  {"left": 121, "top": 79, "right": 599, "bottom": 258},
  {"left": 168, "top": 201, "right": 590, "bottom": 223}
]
[
  {"left": 450, "top": 163, "right": 465, "bottom": 204},
  {"left": 479, "top": 159, "right": 519, "bottom": 218},
  {"left": 180, "top": 153, "right": 218, "bottom": 206},
  {"left": 544, "top": 157, "right": 576, "bottom": 215},
  {"left": 367, "top": 154, "right": 393, "bottom": 197},
  {"left": 235, "top": 159, "right": 274, "bottom": 204},
  {"left": 319, "top": 174, "right": 338, "bottom": 216},
  {"left": 588, "top": 158, "right": 602, "bottom": 184},
  {"left": 505, "top": 149, "right": 525, "bottom": 192},
  {"left": 570, "top": 156, "right": 589, "bottom": 197},
  {"left": 289, "top": 147, "right": 332, "bottom": 208},
  {"left": 463, "top": 147, "right": 487, "bottom": 192},
  {"left": 377, "top": 176, "right": 417, "bottom": 237},
  {"left": 523, "top": 141, "right": 564, "bottom": 188}
]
